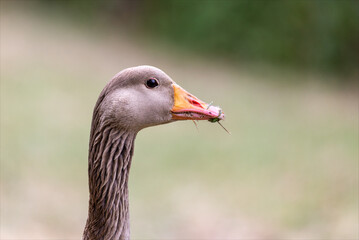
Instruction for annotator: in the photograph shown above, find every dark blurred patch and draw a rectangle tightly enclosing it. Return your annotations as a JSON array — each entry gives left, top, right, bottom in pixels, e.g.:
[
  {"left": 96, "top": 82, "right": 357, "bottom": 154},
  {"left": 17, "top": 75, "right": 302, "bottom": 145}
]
[{"left": 36, "top": 0, "right": 359, "bottom": 77}]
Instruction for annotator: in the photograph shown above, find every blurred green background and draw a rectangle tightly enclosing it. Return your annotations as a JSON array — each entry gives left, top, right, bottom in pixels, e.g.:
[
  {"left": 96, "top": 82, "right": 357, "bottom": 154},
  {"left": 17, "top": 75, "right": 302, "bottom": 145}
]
[{"left": 1, "top": 0, "right": 358, "bottom": 239}]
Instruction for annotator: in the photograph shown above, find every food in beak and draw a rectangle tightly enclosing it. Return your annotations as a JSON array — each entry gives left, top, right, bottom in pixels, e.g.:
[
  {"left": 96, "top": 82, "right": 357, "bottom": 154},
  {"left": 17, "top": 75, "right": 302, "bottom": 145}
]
[{"left": 171, "top": 83, "right": 225, "bottom": 121}]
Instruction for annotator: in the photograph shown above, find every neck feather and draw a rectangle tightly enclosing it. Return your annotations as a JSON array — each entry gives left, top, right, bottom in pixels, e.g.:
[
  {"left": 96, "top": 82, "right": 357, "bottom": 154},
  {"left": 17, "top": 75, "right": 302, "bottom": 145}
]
[{"left": 83, "top": 121, "right": 136, "bottom": 240}]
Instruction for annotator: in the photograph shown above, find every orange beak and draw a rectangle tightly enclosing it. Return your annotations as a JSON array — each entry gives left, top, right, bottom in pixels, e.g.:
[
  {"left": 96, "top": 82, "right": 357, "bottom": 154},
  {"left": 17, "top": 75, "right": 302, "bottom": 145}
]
[{"left": 171, "top": 83, "right": 225, "bottom": 121}]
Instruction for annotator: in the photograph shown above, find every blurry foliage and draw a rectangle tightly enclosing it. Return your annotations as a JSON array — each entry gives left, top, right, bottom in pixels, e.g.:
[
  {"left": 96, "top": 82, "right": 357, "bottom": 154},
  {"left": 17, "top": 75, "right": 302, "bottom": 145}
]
[
  {"left": 38, "top": 0, "right": 359, "bottom": 76},
  {"left": 140, "top": 0, "right": 359, "bottom": 75}
]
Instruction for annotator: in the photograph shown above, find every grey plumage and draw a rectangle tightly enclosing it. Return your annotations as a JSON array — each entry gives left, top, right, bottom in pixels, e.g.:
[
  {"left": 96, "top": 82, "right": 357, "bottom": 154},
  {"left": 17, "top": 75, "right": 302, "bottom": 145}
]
[
  {"left": 82, "top": 66, "right": 224, "bottom": 240},
  {"left": 83, "top": 66, "right": 175, "bottom": 240}
]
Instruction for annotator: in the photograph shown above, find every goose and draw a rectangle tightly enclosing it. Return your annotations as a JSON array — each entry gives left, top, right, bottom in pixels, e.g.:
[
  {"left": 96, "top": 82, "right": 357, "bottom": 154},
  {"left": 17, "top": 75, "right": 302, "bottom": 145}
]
[{"left": 82, "top": 65, "right": 225, "bottom": 240}]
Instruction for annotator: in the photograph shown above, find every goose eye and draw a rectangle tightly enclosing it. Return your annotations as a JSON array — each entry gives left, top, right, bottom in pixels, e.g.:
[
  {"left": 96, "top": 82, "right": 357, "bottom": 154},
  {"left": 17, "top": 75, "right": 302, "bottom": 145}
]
[{"left": 146, "top": 78, "right": 159, "bottom": 88}]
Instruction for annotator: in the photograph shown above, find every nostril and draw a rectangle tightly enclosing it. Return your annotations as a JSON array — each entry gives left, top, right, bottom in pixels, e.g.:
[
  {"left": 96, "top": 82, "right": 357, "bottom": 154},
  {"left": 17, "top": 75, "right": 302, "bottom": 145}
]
[{"left": 188, "top": 99, "right": 203, "bottom": 108}]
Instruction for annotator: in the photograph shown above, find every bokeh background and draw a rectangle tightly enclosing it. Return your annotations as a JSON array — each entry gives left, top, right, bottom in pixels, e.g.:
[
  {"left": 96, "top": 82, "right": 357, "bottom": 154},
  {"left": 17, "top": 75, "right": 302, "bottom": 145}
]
[{"left": 1, "top": 0, "right": 358, "bottom": 239}]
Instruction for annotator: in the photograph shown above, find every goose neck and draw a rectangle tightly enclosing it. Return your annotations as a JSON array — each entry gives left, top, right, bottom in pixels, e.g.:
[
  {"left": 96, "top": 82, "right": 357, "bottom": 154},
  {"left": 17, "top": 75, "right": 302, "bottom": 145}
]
[{"left": 83, "top": 126, "right": 137, "bottom": 240}]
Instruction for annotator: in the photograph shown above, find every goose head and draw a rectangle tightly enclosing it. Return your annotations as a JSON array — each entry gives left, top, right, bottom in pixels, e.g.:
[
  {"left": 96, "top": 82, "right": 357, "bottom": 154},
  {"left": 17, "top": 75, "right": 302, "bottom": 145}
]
[{"left": 97, "top": 65, "right": 225, "bottom": 131}]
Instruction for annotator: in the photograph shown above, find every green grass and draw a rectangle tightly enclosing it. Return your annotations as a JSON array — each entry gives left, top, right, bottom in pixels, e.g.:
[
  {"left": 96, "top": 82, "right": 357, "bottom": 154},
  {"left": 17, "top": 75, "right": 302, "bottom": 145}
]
[{"left": 1, "top": 4, "right": 358, "bottom": 239}]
